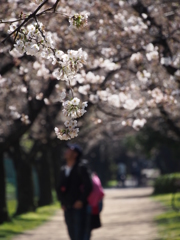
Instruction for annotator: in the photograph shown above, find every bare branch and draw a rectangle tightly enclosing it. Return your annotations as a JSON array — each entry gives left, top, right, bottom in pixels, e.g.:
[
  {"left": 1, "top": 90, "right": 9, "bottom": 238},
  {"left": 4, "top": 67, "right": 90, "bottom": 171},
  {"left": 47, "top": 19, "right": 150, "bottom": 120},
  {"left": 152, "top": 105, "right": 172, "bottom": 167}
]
[{"left": 1, "top": 0, "right": 61, "bottom": 44}]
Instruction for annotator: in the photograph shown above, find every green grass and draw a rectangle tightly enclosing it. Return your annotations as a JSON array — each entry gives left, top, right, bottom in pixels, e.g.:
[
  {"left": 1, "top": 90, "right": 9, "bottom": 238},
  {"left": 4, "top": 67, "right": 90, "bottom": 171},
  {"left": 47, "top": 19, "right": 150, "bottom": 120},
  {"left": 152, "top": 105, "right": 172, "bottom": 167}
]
[
  {"left": 6, "top": 183, "right": 16, "bottom": 201},
  {"left": 0, "top": 201, "right": 60, "bottom": 240},
  {"left": 106, "top": 180, "right": 118, "bottom": 187},
  {"left": 2, "top": 183, "right": 60, "bottom": 240},
  {"left": 153, "top": 193, "right": 180, "bottom": 240}
]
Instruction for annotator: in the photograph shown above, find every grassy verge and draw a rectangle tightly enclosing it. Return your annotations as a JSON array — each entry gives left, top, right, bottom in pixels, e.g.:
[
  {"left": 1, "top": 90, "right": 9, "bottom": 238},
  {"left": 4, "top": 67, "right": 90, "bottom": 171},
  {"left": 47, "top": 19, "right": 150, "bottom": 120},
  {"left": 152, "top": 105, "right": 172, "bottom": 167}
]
[
  {"left": 106, "top": 180, "right": 118, "bottom": 187},
  {"left": 0, "top": 200, "right": 60, "bottom": 240},
  {"left": 153, "top": 193, "right": 180, "bottom": 240}
]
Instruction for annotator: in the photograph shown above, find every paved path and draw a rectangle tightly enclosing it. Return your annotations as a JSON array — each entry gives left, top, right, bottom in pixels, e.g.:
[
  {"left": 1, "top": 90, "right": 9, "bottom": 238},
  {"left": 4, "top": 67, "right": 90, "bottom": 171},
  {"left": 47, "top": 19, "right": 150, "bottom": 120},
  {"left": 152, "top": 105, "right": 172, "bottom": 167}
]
[{"left": 13, "top": 188, "right": 162, "bottom": 240}]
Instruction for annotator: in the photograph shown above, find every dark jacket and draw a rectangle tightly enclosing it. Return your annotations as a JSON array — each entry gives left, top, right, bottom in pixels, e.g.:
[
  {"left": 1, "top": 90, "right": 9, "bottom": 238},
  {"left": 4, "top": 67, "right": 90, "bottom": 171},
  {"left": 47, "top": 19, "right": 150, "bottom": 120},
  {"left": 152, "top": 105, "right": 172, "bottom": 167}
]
[{"left": 57, "top": 160, "right": 93, "bottom": 208}]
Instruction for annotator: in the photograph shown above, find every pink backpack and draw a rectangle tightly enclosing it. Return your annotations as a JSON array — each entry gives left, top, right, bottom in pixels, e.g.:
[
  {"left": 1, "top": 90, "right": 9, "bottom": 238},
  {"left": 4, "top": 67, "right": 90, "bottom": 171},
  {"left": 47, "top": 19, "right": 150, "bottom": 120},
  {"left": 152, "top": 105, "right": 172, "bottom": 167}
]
[{"left": 87, "top": 173, "right": 104, "bottom": 207}]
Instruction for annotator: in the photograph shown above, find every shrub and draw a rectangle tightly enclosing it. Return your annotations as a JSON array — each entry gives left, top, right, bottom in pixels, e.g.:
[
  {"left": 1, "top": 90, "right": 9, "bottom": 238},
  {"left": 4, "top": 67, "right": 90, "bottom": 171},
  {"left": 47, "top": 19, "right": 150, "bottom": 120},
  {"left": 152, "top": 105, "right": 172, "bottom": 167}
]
[{"left": 153, "top": 173, "right": 180, "bottom": 194}]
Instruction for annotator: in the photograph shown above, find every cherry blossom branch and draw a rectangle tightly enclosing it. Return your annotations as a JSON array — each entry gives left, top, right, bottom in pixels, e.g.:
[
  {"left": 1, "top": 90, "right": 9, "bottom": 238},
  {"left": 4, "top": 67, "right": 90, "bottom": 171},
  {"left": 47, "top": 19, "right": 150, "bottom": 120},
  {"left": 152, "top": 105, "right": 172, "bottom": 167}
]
[
  {"left": 1, "top": 0, "right": 60, "bottom": 44},
  {"left": 33, "top": 15, "right": 47, "bottom": 42}
]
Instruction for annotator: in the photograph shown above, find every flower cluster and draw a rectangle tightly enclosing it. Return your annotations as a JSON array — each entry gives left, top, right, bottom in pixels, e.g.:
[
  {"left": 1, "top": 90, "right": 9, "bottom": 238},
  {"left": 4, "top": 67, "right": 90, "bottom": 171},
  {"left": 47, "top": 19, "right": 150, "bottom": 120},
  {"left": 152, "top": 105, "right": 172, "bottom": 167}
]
[
  {"left": 9, "top": 22, "right": 87, "bottom": 82},
  {"left": 145, "top": 43, "right": 159, "bottom": 61},
  {"left": 122, "top": 118, "right": 147, "bottom": 131},
  {"left": 114, "top": 13, "right": 147, "bottom": 35},
  {"left": 9, "top": 20, "right": 88, "bottom": 141},
  {"left": 52, "top": 48, "right": 87, "bottom": 81},
  {"left": 69, "top": 13, "right": 88, "bottom": 29},
  {"left": 62, "top": 97, "right": 88, "bottom": 119},
  {"left": 10, "top": 22, "right": 54, "bottom": 61},
  {"left": 130, "top": 52, "right": 143, "bottom": 65},
  {"left": 54, "top": 98, "right": 88, "bottom": 140},
  {"left": 132, "top": 118, "right": 147, "bottom": 131},
  {"left": 21, "top": 114, "right": 31, "bottom": 125},
  {"left": 54, "top": 120, "right": 79, "bottom": 140}
]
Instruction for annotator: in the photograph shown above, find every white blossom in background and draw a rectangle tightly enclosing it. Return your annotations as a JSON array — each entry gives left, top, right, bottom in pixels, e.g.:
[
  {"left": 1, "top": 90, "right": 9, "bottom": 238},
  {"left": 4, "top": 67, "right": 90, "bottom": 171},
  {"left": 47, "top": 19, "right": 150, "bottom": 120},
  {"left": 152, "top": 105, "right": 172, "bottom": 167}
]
[
  {"left": 145, "top": 43, "right": 159, "bottom": 61},
  {"left": 78, "top": 84, "right": 90, "bottom": 95},
  {"left": 123, "top": 99, "right": 138, "bottom": 110},
  {"left": 83, "top": 71, "right": 105, "bottom": 84},
  {"left": 89, "top": 94, "right": 99, "bottom": 104},
  {"left": 97, "top": 89, "right": 110, "bottom": 101},
  {"left": 59, "top": 91, "right": 66, "bottom": 102},
  {"left": 36, "top": 64, "right": 50, "bottom": 79},
  {"left": 119, "top": 1, "right": 125, "bottom": 6},
  {"left": 101, "top": 47, "right": 117, "bottom": 58},
  {"left": 36, "top": 92, "right": 43, "bottom": 100},
  {"left": 74, "top": 71, "right": 105, "bottom": 84},
  {"left": 21, "top": 86, "right": 27, "bottom": 93},
  {"left": 9, "top": 48, "right": 24, "bottom": 58},
  {"left": 108, "top": 94, "right": 121, "bottom": 108},
  {"left": 138, "top": 108, "right": 152, "bottom": 118},
  {"left": 172, "top": 54, "right": 180, "bottom": 68},
  {"left": 132, "top": 118, "right": 147, "bottom": 131},
  {"left": 21, "top": 114, "right": 31, "bottom": 125},
  {"left": 161, "top": 57, "right": 172, "bottom": 66},
  {"left": 137, "top": 70, "right": 151, "bottom": 83},
  {"left": 122, "top": 118, "right": 133, "bottom": 126},
  {"left": 174, "top": 70, "right": 180, "bottom": 81},
  {"left": 100, "top": 59, "right": 120, "bottom": 71},
  {"left": 119, "top": 92, "right": 128, "bottom": 103},
  {"left": 9, "top": 106, "right": 21, "bottom": 120},
  {"left": 114, "top": 12, "right": 147, "bottom": 34},
  {"left": 150, "top": 88, "right": 164, "bottom": 103},
  {"left": 44, "top": 98, "right": 50, "bottom": 105},
  {"left": 31, "top": 0, "right": 43, "bottom": 4},
  {"left": 74, "top": 73, "right": 85, "bottom": 84},
  {"left": 130, "top": 52, "right": 143, "bottom": 65},
  {"left": 147, "top": 99, "right": 156, "bottom": 108}
]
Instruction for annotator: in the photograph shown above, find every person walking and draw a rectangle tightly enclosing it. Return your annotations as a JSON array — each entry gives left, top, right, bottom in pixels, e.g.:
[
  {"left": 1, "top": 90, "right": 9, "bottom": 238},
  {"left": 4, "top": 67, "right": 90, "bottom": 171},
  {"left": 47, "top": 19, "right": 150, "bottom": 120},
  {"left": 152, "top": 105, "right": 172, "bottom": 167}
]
[
  {"left": 117, "top": 162, "right": 127, "bottom": 187},
  {"left": 57, "top": 143, "right": 93, "bottom": 240}
]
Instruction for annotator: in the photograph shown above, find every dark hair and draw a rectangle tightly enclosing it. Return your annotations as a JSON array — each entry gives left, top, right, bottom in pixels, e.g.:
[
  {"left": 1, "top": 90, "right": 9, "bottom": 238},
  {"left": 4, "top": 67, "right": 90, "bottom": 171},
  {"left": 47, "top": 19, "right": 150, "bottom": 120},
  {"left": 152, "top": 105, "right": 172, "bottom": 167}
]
[{"left": 66, "top": 143, "right": 82, "bottom": 161}]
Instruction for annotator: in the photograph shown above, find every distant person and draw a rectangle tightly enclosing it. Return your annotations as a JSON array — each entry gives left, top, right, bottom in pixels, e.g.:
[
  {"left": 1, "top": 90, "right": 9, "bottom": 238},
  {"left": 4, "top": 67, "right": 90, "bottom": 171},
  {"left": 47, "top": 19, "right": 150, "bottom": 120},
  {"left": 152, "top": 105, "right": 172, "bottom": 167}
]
[
  {"left": 131, "top": 161, "right": 141, "bottom": 187},
  {"left": 117, "top": 162, "right": 127, "bottom": 187},
  {"left": 57, "top": 144, "right": 103, "bottom": 240}
]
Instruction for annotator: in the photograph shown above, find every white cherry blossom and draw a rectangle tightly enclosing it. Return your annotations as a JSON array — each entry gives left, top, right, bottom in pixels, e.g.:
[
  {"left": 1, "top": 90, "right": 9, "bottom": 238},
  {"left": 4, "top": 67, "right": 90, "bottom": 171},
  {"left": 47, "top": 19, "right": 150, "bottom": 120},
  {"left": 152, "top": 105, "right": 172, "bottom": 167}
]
[
  {"left": 123, "top": 99, "right": 138, "bottom": 110},
  {"left": 132, "top": 118, "right": 147, "bottom": 131}
]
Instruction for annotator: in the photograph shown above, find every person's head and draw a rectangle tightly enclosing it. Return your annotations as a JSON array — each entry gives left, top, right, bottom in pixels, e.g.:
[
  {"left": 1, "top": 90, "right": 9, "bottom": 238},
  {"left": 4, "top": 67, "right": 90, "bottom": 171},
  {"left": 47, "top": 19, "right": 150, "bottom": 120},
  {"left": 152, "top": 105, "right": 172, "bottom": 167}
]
[{"left": 64, "top": 143, "right": 82, "bottom": 165}]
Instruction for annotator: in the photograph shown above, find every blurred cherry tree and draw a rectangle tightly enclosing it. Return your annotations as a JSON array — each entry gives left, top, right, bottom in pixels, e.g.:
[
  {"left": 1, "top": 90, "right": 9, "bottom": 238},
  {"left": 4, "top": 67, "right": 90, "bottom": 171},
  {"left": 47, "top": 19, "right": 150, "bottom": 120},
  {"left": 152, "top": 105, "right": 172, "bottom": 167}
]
[{"left": 1, "top": 0, "right": 180, "bottom": 223}]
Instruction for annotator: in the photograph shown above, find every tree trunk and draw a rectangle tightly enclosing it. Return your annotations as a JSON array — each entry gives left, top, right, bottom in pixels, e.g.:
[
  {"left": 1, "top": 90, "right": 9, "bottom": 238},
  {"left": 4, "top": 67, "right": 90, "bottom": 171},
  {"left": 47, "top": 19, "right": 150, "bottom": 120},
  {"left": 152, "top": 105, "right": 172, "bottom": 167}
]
[
  {"left": 0, "top": 150, "right": 10, "bottom": 224},
  {"left": 37, "top": 146, "right": 53, "bottom": 206},
  {"left": 13, "top": 142, "right": 35, "bottom": 215},
  {"left": 51, "top": 140, "right": 64, "bottom": 190}
]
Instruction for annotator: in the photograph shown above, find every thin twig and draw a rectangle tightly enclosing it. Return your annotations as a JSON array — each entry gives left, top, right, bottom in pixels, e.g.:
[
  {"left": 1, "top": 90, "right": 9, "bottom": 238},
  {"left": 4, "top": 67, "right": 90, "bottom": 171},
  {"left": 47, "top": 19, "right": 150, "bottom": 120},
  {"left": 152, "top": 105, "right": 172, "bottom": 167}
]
[
  {"left": 0, "top": 18, "right": 23, "bottom": 24},
  {"left": 2, "top": 0, "right": 49, "bottom": 44},
  {"left": 34, "top": 15, "right": 47, "bottom": 42},
  {"left": 67, "top": 79, "right": 74, "bottom": 98}
]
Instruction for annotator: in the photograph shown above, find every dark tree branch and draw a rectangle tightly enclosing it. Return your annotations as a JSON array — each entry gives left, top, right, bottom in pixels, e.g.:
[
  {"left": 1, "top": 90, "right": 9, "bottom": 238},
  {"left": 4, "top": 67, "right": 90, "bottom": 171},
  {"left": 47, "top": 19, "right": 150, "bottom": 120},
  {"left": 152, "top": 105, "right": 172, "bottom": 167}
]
[
  {"left": 132, "top": 0, "right": 172, "bottom": 56},
  {"left": 1, "top": 0, "right": 60, "bottom": 44},
  {"left": 132, "top": 1, "right": 178, "bottom": 76},
  {"left": 97, "top": 103, "right": 122, "bottom": 118},
  {"left": 1, "top": 77, "right": 58, "bottom": 150},
  {"left": 158, "top": 104, "right": 180, "bottom": 139}
]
